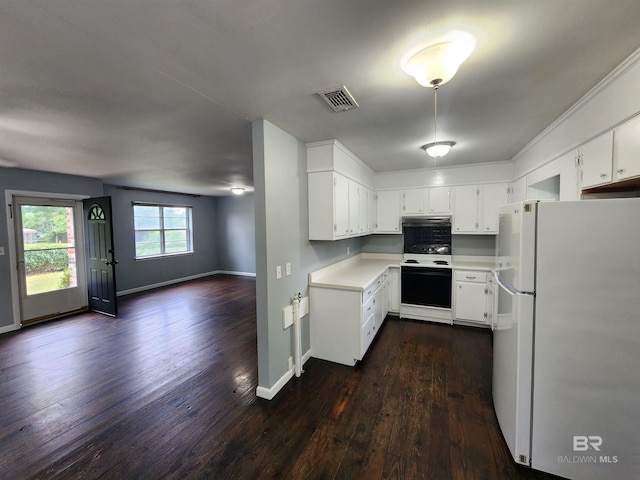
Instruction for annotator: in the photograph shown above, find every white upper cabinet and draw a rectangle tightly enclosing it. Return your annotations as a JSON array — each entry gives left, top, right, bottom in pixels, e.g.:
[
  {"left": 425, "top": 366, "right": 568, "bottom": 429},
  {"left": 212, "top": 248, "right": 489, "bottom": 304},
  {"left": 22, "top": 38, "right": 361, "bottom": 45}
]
[
  {"left": 613, "top": 115, "right": 640, "bottom": 182},
  {"left": 482, "top": 184, "right": 509, "bottom": 233},
  {"left": 579, "top": 132, "right": 613, "bottom": 189},
  {"left": 308, "top": 171, "right": 350, "bottom": 240},
  {"left": 375, "top": 190, "right": 402, "bottom": 234},
  {"left": 368, "top": 188, "right": 377, "bottom": 234},
  {"left": 453, "top": 185, "right": 480, "bottom": 233},
  {"left": 348, "top": 179, "right": 360, "bottom": 235},
  {"left": 402, "top": 189, "right": 425, "bottom": 215},
  {"left": 453, "top": 184, "right": 508, "bottom": 234},
  {"left": 358, "top": 185, "right": 368, "bottom": 234},
  {"left": 427, "top": 187, "right": 451, "bottom": 214}
]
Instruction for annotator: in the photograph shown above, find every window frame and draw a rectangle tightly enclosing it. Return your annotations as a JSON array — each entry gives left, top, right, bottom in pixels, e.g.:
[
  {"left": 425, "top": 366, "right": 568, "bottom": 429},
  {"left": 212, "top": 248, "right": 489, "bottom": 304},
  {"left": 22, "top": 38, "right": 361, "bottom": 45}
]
[{"left": 133, "top": 202, "right": 194, "bottom": 259}]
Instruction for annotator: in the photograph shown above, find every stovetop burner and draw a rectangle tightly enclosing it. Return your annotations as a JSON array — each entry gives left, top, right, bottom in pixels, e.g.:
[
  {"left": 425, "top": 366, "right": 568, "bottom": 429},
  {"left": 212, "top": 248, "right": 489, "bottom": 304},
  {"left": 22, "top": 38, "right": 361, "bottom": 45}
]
[{"left": 402, "top": 253, "right": 452, "bottom": 268}]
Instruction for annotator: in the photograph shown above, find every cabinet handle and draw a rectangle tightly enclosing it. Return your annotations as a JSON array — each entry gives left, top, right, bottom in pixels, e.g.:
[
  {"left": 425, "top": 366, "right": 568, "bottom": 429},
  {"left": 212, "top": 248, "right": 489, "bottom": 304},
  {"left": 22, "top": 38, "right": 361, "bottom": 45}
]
[
  {"left": 617, "top": 168, "right": 624, "bottom": 174},
  {"left": 465, "top": 276, "right": 477, "bottom": 280},
  {"left": 600, "top": 173, "right": 607, "bottom": 179}
]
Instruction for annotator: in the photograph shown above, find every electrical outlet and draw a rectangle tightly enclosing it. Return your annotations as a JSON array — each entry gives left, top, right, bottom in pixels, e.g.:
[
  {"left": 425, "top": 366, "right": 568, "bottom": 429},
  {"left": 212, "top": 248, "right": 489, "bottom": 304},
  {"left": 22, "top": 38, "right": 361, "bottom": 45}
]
[
  {"left": 0, "top": 246, "right": 4, "bottom": 256},
  {"left": 288, "top": 356, "right": 294, "bottom": 370},
  {"left": 285, "top": 262, "right": 291, "bottom": 276},
  {"left": 276, "top": 265, "right": 282, "bottom": 279},
  {"left": 347, "top": 246, "right": 350, "bottom": 255}
]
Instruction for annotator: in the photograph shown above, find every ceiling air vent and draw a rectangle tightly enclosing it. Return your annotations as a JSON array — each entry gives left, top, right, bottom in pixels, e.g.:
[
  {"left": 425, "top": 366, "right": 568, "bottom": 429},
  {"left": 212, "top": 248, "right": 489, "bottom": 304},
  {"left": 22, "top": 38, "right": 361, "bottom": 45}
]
[{"left": 317, "top": 85, "right": 359, "bottom": 112}]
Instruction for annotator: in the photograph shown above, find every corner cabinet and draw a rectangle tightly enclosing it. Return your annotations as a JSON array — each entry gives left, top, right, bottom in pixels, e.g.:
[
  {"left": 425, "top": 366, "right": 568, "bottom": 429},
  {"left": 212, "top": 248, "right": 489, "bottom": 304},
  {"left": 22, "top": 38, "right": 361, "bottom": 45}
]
[
  {"left": 452, "top": 183, "right": 508, "bottom": 234},
  {"left": 375, "top": 190, "right": 402, "bottom": 233}
]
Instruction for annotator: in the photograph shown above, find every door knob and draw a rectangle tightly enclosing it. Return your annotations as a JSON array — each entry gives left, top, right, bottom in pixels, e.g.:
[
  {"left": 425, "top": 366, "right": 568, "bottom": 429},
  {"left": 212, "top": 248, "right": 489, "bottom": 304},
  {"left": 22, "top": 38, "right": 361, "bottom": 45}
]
[{"left": 105, "top": 260, "right": 119, "bottom": 266}]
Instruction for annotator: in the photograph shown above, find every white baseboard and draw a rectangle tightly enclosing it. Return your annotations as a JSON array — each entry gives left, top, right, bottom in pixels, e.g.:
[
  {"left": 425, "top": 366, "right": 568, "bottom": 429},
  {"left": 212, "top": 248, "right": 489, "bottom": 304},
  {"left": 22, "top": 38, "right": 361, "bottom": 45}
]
[
  {"left": 117, "top": 270, "right": 256, "bottom": 296},
  {"left": 0, "top": 324, "right": 19, "bottom": 335},
  {"left": 256, "top": 349, "right": 313, "bottom": 400}
]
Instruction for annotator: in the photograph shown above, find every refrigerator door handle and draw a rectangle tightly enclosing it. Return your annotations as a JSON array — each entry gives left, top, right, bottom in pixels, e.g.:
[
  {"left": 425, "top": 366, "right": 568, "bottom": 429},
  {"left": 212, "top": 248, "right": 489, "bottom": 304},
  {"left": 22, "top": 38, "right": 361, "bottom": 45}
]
[{"left": 495, "top": 273, "right": 533, "bottom": 296}]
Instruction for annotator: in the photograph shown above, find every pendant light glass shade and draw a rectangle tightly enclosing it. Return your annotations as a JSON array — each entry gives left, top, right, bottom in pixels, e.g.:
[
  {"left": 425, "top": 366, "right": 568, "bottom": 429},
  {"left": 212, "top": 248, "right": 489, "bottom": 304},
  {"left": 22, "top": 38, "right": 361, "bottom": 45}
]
[
  {"left": 402, "top": 33, "right": 475, "bottom": 87},
  {"left": 422, "top": 141, "right": 455, "bottom": 158}
]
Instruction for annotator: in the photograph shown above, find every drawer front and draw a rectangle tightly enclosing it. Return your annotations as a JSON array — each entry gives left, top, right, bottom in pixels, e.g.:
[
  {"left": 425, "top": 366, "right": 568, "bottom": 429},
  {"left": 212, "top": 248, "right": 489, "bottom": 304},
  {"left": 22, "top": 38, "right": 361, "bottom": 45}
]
[
  {"left": 361, "top": 315, "right": 374, "bottom": 356},
  {"left": 363, "top": 279, "right": 378, "bottom": 303},
  {"left": 362, "top": 296, "right": 375, "bottom": 324},
  {"left": 454, "top": 270, "right": 488, "bottom": 283}
]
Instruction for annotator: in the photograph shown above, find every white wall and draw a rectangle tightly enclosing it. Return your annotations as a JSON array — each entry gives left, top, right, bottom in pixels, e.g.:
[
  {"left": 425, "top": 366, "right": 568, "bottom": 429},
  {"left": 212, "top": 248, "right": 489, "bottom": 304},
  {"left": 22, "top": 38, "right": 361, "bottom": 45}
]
[
  {"left": 252, "top": 119, "right": 365, "bottom": 397},
  {"left": 513, "top": 48, "right": 640, "bottom": 179}
]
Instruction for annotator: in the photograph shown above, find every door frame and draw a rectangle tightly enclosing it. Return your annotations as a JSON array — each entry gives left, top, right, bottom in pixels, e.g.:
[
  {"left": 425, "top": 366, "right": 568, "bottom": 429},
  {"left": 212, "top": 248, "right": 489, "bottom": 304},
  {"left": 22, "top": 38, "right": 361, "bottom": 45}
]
[{"left": 4, "top": 189, "right": 90, "bottom": 333}]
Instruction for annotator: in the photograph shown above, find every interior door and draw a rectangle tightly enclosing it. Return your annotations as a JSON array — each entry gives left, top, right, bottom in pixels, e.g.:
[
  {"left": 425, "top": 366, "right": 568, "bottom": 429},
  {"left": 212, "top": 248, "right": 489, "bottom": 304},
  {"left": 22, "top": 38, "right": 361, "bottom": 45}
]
[
  {"left": 83, "top": 196, "right": 118, "bottom": 316},
  {"left": 13, "top": 196, "right": 87, "bottom": 324}
]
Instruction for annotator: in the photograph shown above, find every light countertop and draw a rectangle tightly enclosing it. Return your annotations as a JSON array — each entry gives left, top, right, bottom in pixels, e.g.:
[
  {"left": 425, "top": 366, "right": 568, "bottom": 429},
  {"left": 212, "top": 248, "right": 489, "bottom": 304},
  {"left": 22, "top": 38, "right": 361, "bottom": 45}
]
[{"left": 309, "top": 253, "right": 495, "bottom": 292}]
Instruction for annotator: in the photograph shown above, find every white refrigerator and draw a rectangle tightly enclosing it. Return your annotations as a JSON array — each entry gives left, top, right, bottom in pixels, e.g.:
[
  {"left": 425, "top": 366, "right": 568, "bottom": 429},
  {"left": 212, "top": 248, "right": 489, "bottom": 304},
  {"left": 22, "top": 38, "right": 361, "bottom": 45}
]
[{"left": 493, "top": 198, "right": 640, "bottom": 479}]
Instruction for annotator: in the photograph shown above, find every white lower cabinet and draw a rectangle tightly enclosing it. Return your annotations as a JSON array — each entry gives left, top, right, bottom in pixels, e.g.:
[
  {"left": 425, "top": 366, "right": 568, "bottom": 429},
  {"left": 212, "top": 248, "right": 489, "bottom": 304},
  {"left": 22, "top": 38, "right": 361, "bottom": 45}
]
[
  {"left": 453, "top": 270, "right": 494, "bottom": 327},
  {"left": 310, "top": 269, "right": 390, "bottom": 366}
]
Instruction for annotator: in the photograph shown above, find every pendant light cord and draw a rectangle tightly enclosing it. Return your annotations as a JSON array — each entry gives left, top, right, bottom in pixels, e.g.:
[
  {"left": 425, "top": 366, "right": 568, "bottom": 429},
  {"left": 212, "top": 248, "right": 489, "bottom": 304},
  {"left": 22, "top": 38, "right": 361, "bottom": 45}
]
[{"left": 431, "top": 78, "right": 441, "bottom": 166}]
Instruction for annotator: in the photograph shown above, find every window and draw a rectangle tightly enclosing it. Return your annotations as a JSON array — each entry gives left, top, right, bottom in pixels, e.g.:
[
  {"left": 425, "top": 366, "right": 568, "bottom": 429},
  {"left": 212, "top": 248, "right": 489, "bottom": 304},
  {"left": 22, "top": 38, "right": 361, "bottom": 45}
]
[{"left": 134, "top": 203, "right": 193, "bottom": 258}]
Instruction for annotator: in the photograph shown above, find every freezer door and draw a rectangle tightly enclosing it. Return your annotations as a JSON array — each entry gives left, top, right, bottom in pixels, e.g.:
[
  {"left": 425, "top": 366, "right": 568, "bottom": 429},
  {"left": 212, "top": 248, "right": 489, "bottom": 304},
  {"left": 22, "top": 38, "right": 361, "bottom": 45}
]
[
  {"left": 531, "top": 199, "right": 640, "bottom": 479},
  {"left": 493, "top": 275, "right": 535, "bottom": 466},
  {"left": 496, "top": 201, "right": 537, "bottom": 293}
]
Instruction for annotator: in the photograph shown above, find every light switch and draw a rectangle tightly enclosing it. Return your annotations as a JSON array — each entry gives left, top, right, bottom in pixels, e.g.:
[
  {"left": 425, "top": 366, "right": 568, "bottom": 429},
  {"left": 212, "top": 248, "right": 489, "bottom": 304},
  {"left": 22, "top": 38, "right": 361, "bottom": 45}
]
[
  {"left": 285, "top": 262, "right": 291, "bottom": 276},
  {"left": 276, "top": 265, "right": 282, "bottom": 279}
]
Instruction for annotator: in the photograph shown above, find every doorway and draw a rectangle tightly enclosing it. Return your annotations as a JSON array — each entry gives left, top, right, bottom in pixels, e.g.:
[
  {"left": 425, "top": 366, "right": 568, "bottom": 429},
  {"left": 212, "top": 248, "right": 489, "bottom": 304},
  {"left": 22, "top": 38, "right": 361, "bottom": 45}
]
[{"left": 11, "top": 195, "right": 88, "bottom": 325}]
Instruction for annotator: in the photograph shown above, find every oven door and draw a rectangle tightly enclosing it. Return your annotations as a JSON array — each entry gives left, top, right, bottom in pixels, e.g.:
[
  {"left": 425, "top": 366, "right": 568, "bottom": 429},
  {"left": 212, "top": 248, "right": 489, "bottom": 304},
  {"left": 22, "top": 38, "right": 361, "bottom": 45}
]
[{"left": 401, "top": 266, "right": 452, "bottom": 308}]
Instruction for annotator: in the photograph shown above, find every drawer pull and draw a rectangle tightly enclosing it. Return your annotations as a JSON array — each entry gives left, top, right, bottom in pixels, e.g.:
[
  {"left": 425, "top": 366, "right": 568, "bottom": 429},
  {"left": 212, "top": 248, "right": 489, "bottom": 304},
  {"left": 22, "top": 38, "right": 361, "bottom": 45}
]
[{"left": 466, "top": 276, "right": 477, "bottom": 280}]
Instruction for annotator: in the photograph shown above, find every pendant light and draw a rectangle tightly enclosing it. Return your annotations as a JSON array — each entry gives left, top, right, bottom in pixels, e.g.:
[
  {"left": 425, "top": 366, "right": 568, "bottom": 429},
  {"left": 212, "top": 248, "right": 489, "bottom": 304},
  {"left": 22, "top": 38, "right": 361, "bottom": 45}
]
[
  {"left": 402, "top": 33, "right": 474, "bottom": 162},
  {"left": 421, "top": 79, "right": 456, "bottom": 161}
]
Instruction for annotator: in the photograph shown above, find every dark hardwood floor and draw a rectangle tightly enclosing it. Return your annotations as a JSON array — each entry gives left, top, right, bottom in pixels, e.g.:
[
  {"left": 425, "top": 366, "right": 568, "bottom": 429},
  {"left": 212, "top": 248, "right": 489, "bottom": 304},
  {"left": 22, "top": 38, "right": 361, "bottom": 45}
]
[{"left": 0, "top": 274, "right": 558, "bottom": 479}]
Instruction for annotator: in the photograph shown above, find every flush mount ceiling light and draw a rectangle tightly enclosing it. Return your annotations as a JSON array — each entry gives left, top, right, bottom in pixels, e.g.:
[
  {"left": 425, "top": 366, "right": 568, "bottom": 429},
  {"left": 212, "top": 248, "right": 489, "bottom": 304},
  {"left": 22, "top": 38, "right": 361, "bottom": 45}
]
[
  {"left": 401, "top": 32, "right": 475, "bottom": 87},
  {"left": 421, "top": 141, "right": 456, "bottom": 158},
  {"left": 231, "top": 187, "right": 245, "bottom": 195}
]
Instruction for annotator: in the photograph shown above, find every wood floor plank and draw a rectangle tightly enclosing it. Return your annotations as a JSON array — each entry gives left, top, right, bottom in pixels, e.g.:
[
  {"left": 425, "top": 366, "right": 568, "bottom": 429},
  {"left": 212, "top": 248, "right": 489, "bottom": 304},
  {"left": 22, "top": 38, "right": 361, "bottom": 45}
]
[{"left": 0, "top": 275, "right": 560, "bottom": 479}]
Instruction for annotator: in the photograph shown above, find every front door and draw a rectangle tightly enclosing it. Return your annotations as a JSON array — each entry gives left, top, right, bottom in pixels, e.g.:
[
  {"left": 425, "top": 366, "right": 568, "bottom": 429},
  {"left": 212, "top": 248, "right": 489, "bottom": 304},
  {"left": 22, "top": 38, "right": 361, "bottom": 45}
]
[
  {"left": 13, "top": 196, "right": 87, "bottom": 324},
  {"left": 83, "top": 196, "right": 118, "bottom": 316}
]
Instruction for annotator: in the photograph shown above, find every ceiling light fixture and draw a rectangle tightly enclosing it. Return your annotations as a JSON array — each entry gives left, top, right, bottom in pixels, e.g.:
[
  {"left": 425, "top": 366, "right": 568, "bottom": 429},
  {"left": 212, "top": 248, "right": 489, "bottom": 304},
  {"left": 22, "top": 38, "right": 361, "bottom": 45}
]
[
  {"left": 422, "top": 141, "right": 456, "bottom": 158},
  {"left": 401, "top": 32, "right": 475, "bottom": 87},
  {"left": 231, "top": 187, "right": 245, "bottom": 195},
  {"left": 402, "top": 33, "right": 474, "bottom": 163}
]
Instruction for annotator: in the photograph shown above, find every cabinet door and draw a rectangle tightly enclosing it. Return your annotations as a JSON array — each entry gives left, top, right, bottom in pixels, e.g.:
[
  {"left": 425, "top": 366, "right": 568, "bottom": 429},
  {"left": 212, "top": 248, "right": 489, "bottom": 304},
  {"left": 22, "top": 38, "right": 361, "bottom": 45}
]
[
  {"left": 375, "top": 190, "right": 402, "bottom": 233},
  {"left": 368, "top": 188, "right": 377, "bottom": 234},
  {"left": 508, "top": 177, "right": 526, "bottom": 204},
  {"left": 348, "top": 179, "right": 359, "bottom": 235},
  {"left": 482, "top": 184, "right": 509, "bottom": 233},
  {"left": 455, "top": 281, "right": 487, "bottom": 323},
  {"left": 333, "top": 173, "right": 350, "bottom": 237},
  {"left": 359, "top": 186, "right": 369, "bottom": 234},
  {"left": 427, "top": 187, "right": 451, "bottom": 214},
  {"left": 453, "top": 185, "right": 480, "bottom": 233},
  {"left": 389, "top": 267, "right": 400, "bottom": 313},
  {"left": 402, "top": 189, "right": 425, "bottom": 215},
  {"left": 580, "top": 132, "right": 613, "bottom": 188},
  {"left": 614, "top": 115, "right": 640, "bottom": 181}
]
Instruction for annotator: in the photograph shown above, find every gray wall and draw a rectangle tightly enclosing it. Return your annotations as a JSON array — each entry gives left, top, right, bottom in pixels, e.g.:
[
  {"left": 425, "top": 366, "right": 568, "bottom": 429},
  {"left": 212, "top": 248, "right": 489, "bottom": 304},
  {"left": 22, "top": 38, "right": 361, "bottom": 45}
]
[
  {"left": 361, "top": 231, "right": 496, "bottom": 257},
  {"left": 104, "top": 184, "right": 219, "bottom": 293},
  {"left": 253, "top": 119, "right": 364, "bottom": 390},
  {"left": 0, "top": 167, "right": 104, "bottom": 330},
  {"left": 216, "top": 193, "right": 256, "bottom": 274}
]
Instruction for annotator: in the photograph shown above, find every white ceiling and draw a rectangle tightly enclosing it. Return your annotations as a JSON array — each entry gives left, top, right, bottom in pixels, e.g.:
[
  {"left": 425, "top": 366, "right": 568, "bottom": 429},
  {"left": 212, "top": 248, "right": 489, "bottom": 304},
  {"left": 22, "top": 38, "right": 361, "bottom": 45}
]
[{"left": 2, "top": 1, "right": 640, "bottom": 195}]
